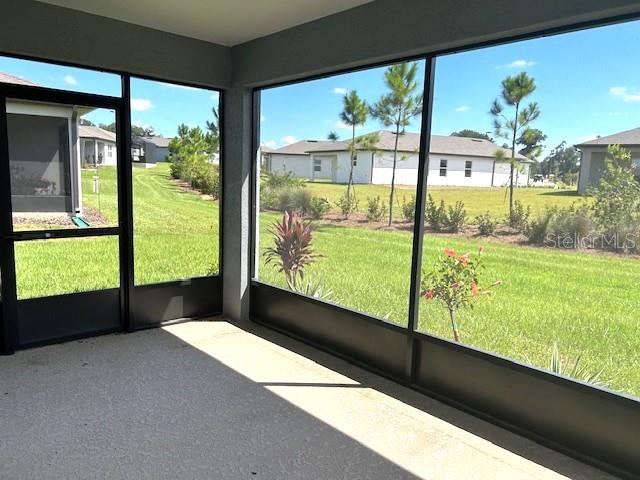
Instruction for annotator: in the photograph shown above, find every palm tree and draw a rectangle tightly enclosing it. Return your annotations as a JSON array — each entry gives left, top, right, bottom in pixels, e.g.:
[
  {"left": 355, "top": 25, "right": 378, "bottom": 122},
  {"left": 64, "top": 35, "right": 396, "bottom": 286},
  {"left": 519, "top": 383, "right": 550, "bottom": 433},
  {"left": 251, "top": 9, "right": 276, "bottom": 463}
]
[
  {"left": 340, "top": 90, "right": 368, "bottom": 202},
  {"left": 490, "top": 72, "right": 540, "bottom": 217},
  {"left": 370, "top": 62, "right": 423, "bottom": 226}
]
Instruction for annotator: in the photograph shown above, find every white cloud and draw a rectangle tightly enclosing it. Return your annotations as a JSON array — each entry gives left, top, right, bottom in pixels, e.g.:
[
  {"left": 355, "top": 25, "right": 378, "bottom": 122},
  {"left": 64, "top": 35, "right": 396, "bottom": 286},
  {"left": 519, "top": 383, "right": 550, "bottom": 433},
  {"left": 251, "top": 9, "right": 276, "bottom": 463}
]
[
  {"left": 332, "top": 87, "right": 348, "bottom": 95},
  {"left": 281, "top": 135, "right": 297, "bottom": 145},
  {"left": 503, "top": 59, "right": 536, "bottom": 69},
  {"left": 455, "top": 105, "right": 470, "bottom": 112},
  {"left": 63, "top": 75, "right": 78, "bottom": 86},
  {"left": 131, "top": 98, "right": 154, "bottom": 111},
  {"left": 262, "top": 140, "right": 277, "bottom": 149},
  {"left": 260, "top": 114, "right": 266, "bottom": 123},
  {"left": 609, "top": 86, "right": 640, "bottom": 102}
]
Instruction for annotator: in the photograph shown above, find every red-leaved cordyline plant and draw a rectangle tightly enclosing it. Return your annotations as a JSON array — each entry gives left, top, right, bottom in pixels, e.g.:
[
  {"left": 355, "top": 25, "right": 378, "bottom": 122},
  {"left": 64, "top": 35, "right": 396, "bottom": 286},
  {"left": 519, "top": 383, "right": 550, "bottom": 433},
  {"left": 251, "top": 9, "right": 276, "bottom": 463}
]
[
  {"left": 263, "top": 211, "right": 320, "bottom": 290},
  {"left": 421, "top": 247, "right": 500, "bottom": 342}
]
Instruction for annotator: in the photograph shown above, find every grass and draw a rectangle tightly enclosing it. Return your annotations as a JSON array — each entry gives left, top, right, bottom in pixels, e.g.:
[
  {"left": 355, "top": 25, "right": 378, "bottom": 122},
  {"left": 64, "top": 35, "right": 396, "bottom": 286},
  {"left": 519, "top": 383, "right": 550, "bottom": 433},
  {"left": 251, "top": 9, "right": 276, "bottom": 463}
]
[
  {"left": 257, "top": 210, "right": 640, "bottom": 398},
  {"left": 14, "top": 167, "right": 639, "bottom": 397},
  {"left": 303, "top": 181, "right": 583, "bottom": 219},
  {"left": 15, "top": 163, "right": 219, "bottom": 299}
]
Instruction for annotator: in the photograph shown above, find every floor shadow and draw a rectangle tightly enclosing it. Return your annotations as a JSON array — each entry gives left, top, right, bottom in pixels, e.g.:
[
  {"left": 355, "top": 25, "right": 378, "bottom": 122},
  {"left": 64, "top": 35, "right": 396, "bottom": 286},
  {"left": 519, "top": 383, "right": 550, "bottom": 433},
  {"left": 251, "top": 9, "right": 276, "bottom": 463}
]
[
  {"left": 0, "top": 323, "right": 422, "bottom": 479},
  {"left": 233, "top": 317, "right": 617, "bottom": 480}
]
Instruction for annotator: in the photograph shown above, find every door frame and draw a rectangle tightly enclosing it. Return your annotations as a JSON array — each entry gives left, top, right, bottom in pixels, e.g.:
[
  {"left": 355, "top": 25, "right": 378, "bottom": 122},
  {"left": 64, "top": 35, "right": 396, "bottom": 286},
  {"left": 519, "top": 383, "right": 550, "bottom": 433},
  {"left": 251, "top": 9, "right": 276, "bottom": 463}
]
[{"left": 0, "top": 81, "right": 128, "bottom": 353}]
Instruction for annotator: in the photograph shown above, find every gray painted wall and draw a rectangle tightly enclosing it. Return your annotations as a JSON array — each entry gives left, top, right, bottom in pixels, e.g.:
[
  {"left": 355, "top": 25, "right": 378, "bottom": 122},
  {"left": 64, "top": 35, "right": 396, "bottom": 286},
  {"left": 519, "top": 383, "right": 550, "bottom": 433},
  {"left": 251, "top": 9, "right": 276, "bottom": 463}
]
[
  {"left": 0, "top": 0, "right": 230, "bottom": 89},
  {"left": 232, "top": 0, "right": 640, "bottom": 87}
]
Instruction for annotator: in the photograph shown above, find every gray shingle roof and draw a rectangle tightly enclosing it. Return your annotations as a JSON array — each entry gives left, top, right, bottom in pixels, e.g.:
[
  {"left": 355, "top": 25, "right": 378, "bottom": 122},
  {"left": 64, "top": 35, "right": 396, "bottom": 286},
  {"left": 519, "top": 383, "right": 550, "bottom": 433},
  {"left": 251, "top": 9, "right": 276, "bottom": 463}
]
[
  {"left": 575, "top": 127, "right": 640, "bottom": 147},
  {"left": 270, "top": 139, "right": 336, "bottom": 155},
  {"left": 142, "top": 136, "right": 172, "bottom": 148},
  {"left": 0, "top": 72, "right": 39, "bottom": 86},
  {"left": 277, "top": 130, "right": 530, "bottom": 161},
  {"left": 79, "top": 125, "right": 116, "bottom": 142}
]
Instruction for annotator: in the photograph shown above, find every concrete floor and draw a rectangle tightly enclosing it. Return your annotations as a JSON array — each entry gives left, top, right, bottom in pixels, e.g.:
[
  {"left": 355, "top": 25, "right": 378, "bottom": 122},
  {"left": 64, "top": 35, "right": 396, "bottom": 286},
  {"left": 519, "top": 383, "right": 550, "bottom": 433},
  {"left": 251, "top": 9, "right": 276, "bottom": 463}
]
[{"left": 0, "top": 319, "right": 619, "bottom": 480}]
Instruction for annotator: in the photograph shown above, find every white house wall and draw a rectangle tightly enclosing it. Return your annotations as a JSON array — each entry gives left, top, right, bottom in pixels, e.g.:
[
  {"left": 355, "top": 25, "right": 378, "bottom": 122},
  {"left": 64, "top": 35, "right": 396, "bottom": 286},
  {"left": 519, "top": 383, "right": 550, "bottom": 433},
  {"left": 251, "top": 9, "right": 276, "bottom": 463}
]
[
  {"left": 269, "top": 154, "right": 312, "bottom": 179},
  {"left": 269, "top": 150, "right": 530, "bottom": 187},
  {"left": 332, "top": 151, "right": 370, "bottom": 183},
  {"left": 371, "top": 153, "right": 530, "bottom": 187}
]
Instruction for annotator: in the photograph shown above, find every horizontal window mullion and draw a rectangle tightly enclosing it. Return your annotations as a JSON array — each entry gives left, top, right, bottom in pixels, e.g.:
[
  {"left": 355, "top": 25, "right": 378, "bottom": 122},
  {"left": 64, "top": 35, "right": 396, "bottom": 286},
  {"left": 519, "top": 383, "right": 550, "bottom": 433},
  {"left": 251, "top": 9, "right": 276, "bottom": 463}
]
[{"left": 9, "top": 226, "right": 119, "bottom": 241}]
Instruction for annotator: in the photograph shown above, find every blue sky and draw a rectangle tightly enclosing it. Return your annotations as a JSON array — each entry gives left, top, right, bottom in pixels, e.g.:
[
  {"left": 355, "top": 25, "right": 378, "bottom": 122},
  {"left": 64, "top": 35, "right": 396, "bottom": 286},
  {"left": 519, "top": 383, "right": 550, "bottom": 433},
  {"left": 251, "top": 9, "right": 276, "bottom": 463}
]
[
  {"left": 0, "top": 57, "right": 219, "bottom": 137},
  {"left": 260, "top": 19, "right": 640, "bottom": 158},
  {"left": 1, "top": 18, "right": 640, "bottom": 158}
]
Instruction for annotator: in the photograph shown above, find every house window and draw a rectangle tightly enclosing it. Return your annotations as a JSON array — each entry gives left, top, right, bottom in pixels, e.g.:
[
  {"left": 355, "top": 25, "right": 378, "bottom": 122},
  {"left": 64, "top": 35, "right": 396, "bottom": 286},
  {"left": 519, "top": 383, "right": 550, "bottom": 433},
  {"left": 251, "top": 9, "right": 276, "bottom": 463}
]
[
  {"left": 439, "top": 159, "right": 447, "bottom": 176},
  {"left": 107, "top": 145, "right": 113, "bottom": 158},
  {"left": 313, "top": 158, "right": 322, "bottom": 172},
  {"left": 465, "top": 160, "right": 472, "bottom": 177}
]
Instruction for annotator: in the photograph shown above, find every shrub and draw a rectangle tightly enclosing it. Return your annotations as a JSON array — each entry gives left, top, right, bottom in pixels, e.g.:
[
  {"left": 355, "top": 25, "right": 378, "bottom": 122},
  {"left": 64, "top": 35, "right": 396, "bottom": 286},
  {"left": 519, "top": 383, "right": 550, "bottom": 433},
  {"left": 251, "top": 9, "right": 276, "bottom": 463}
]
[
  {"left": 426, "top": 195, "right": 466, "bottom": 232},
  {"left": 401, "top": 195, "right": 416, "bottom": 223},
  {"left": 308, "top": 197, "right": 331, "bottom": 219},
  {"left": 527, "top": 209, "right": 555, "bottom": 244},
  {"left": 259, "top": 186, "right": 280, "bottom": 210},
  {"left": 259, "top": 171, "right": 308, "bottom": 212},
  {"left": 191, "top": 164, "right": 220, "bottom": 199},
  {"left": 509, "top": 200, "right": 531, "bottom": 232},
  {"left": 590, "top": 145, "right": 640, "bottom": 247},
  {"left": 366, "top": 196, "right": 387, "bottom": 222},
  {"left": 425, "top": 195, "right": 446, "bottom": 231},
  {"left": 268, "top": 187, "right": 311, "bottom": 213},
  {"left": 273, "top": 188, "right": 296, "bottom": 212},
  {"left": 476, "top": 212, "right": 496, "bottom": 236},
  {"left": 261, "top": 171, "right": 305, "bottom": 190},
  {"left": 549, "top": 204, "right": 593, "bottom": 239},
  {"left": 445, "top": 201, "right": 467, "bottom": 233},
  {"left": 336, "top": 191, "right": 358, "bottom": 217},
  {"left": 291, "top": 189, "right": 312, "bottom": 215}
]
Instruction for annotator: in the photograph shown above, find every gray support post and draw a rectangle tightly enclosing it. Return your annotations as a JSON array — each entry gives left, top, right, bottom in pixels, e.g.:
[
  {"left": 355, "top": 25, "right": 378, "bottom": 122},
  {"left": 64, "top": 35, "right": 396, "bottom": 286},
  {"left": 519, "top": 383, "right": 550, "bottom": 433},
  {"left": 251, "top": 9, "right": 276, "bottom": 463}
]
[{"left": 222, "top": 85, "right": 254, "bottom": 321}]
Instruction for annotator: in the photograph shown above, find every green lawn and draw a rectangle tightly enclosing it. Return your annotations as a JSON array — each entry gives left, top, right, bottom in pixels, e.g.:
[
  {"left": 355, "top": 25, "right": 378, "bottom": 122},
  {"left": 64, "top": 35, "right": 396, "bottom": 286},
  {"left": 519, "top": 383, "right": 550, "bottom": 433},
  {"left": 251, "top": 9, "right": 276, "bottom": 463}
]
[
  {"left": 13, "top": 166, "right": 638, "bottom": 398},
  {"left": 14, "top": 163, "right": 219, "bottom": 298},
  {"left": 257, "top": 210, "right": 640, "bottom": 398},
  {"left": 304, "top": 181, "right": 583, "bottom": 219}
]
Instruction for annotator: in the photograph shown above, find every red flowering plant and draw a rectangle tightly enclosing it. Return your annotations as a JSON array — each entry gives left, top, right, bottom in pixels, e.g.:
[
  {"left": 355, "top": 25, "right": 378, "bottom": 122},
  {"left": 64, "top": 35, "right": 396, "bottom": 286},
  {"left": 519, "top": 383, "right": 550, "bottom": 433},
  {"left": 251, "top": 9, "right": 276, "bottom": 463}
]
[
  {"left": 263, "top": 211, "right": 320, "bottom": 290},
  {"left": 421, "top": 247, "right": 498, "bottom": 342}
]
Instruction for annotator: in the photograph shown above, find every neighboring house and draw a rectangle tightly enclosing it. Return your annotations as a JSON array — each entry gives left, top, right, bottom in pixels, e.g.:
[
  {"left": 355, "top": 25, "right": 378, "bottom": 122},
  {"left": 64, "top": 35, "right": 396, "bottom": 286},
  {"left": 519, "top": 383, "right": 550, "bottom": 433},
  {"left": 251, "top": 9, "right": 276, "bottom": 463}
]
[
  {"left": 131, "top": 137, "right": 144, "bottom": 162},
  {"left": 576, "top": 127, "right": 640, "bottom": 194},
  {"left": 264, "top": 130, "right": 532, "bottom": 187},
  {"left": 134, "top": 136, "right": 172, "bottom": 163},
  {"left": 79, "top": 125, "right": 117, "bottom": 167},
  {"left": 2, "top": 72, "right": 85, "bottom": 214}
]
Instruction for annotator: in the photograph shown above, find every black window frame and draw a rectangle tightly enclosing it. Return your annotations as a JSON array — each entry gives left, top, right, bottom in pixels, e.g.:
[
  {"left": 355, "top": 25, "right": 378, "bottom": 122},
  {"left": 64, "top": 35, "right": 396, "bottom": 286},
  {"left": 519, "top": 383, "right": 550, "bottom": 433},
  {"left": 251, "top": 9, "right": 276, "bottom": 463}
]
[
  {"left": 465, "top": 160, "right": 472, "bottom": 177},
  {"left": 0, "top": 52, "right": 224, "bottom": 353},
  {"left": 248, "top": 13, "right": 640, "bottom": 479},
  {"left": 439, "top": 158, "right": 447, "bottom": 176}
]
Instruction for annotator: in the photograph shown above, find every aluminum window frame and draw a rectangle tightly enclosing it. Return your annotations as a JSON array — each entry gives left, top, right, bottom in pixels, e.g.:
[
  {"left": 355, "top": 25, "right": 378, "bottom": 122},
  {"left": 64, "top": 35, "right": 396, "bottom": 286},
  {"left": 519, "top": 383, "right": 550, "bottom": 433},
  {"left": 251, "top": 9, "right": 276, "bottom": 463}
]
[
  {"left": 248, "top": 13, "right": 640, "bottom": 479},
  {"left": 0, "top": 53, "right": 225, "bottom": 352}
]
